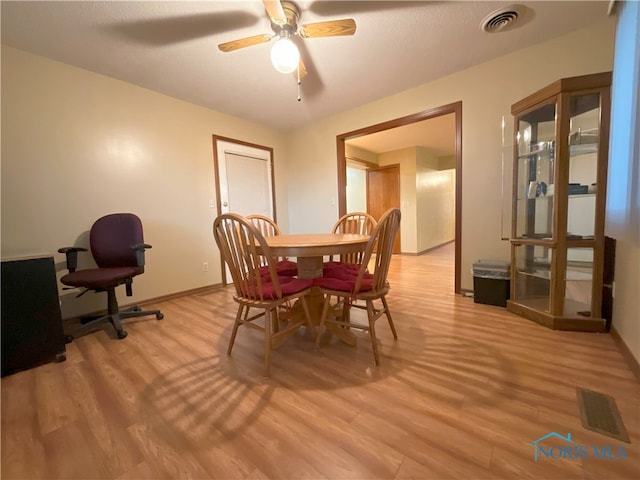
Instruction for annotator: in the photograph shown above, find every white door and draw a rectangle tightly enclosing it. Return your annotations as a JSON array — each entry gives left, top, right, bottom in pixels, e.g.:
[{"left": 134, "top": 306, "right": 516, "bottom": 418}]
[
  {"left": 215, "top": 139, "right": 275, "bottom": 283},
  {"left": 216, "top": 140, "right": 274, "bottom": 217}
]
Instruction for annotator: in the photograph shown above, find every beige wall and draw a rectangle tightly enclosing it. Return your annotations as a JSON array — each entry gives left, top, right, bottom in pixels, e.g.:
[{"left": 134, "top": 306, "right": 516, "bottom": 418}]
[
  {"left": 344, "top": 144, "right": 376, "bottom": 214},
  {"left": 376, "top": 146, "right": 455, "bottom": 254},
  {"left": 345, "top": 144, "right": 377, "bottom": 164},
  {"left": 285, "top": 19, "right": 616, "bottom": 290},
  {"left": 379, "top": 147, "right": 417, "bottom": 252},
  {"left": 1, "top": 46, "right": 288, "bottom": 319},
  {"left": 346, "top": 167, "right": 367, "bottom": 212},
  {"left": 416, "top": 148, "right": 455, "bottom": 253},
  {"left": 439, "top": 155, "right": 456, "bottom": 171}
]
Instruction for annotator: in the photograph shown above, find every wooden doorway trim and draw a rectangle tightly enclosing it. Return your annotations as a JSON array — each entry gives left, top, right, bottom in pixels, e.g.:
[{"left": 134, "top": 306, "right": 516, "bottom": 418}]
[
  {"left": 336, "top": 101, "right": 463, "bottom": 294},
  {"left": 346, "top": 155, "right": 377, "bottom": 169}
]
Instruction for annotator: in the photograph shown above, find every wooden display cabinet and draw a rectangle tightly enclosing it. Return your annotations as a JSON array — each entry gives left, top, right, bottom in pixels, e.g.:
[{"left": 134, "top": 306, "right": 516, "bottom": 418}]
[{"left": 507, "top": 72, "right": 612, "bottom": 331}]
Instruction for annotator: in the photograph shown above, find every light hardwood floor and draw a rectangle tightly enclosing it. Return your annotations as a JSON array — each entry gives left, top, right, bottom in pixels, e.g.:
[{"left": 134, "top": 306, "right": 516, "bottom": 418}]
[{"left": 2, "top": 244, "right": 639, "bottom": 479}]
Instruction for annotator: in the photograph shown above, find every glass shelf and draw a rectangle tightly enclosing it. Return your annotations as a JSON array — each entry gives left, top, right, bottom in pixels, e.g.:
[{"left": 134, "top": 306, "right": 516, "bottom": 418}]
[
  {"left": 515, "top": 193, "right": 595, "bottom": 201},
  {"left": 517, "top": 150, "right": 553, "bottom": 160},
  {"left": 518, "top": 144, "right": 598, "bottom": 160},
  {"left": 517, "top": 268, "right": 591, "bottom": 281},
  {"left": 570, "top": 144, "right": 598, "bottom": 156}
]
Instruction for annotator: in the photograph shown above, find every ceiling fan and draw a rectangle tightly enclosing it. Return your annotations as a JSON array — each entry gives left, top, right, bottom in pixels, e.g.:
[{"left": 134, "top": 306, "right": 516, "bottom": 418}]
[{"left": 218, "top": 0, "right": 357, "bottom": 80}]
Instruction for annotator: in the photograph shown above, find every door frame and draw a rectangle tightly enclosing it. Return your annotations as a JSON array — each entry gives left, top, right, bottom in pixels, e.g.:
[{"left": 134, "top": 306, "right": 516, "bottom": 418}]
[{"left": 336, "top": 101, "right": 463, "bottom": 294}]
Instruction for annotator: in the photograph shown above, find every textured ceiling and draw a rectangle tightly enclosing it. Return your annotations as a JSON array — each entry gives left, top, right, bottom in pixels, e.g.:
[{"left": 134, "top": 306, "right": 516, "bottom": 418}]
[{"left": 2, "top": 0, "right": 610, "bottom": 136}]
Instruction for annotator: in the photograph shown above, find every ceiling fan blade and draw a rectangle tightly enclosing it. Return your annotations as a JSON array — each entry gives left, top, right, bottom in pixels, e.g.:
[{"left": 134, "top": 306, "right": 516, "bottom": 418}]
[
  {"left": 218, "top": 34, "right": 272, "bottom": 53},
  {"left": 298, "top": 19, "right": 356, "bottom": 38},
  {"left": 262, "top": 0, "right": 287, "bottom": 25},
  {"left": 110, "top": 11, "right": 260, "bottom": 46}
]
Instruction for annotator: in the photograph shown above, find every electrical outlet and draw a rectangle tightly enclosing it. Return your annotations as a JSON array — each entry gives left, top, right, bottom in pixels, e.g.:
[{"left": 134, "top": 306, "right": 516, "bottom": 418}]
[{"left": 203, "top": 262, "right": 209, "bottom": 272}]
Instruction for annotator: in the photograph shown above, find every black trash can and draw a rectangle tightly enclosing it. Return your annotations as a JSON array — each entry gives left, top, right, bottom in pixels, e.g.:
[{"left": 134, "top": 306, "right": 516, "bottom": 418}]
[{"left": 472, "top": 260, "right": 511, "bottom": 307}]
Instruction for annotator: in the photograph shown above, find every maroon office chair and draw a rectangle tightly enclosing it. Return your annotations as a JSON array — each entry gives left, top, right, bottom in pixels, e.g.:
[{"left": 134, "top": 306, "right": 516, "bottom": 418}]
[{"left": 58, "top": 213, "right": 163, "bottom": 340}]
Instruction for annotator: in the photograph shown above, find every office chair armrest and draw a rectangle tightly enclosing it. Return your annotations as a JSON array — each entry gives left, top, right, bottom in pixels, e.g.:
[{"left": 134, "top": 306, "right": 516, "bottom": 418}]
[
  {"left": 130, "top": 243, "right": 152, "bottom": 268},
  {"left": 58, "top": 247, "right": 88, "bottom": 273}
]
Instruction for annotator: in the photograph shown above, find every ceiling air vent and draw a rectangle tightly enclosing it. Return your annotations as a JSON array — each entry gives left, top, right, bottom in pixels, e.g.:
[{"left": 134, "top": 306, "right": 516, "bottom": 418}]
[{"left": 481, "top": 5, "right": 522, "bottom": 33}]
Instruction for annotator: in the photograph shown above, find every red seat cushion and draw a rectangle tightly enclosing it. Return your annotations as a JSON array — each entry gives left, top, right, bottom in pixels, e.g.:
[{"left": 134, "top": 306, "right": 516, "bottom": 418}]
[
  {"left": 245, "top": 277, "right": 313, "bottom": 300},
  {"left": 276, "top": 259, "right": 298, "bottom": 277},
  {"left": 315, "top": 274, "right": 373, "bottom": 293},
  {"left": 323, "top": 261, "right": 361, "bottom": 278},
  {"left": 61, "top": 267, "right": 141, "bottom": 289},
  {"left": 322, "top": 266, "right": 373, "bottom": 281},
  {"left": 258, "top": 260, "right": 298, "bottom": 278}
]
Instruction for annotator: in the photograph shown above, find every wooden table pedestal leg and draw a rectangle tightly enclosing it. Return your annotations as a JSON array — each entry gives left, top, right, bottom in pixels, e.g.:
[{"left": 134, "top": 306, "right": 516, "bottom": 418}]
[{"left": 295, "top": 256, "right": 356, "bottom": 346}]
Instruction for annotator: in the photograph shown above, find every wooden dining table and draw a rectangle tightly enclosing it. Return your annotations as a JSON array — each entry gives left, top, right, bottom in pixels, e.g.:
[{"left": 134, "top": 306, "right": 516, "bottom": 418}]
[
  {"left": 266, "top": 233, "right": 369, "bottom": 277},
  {"left": 263, "top": 233, "right": 370, "bottom": 345}
]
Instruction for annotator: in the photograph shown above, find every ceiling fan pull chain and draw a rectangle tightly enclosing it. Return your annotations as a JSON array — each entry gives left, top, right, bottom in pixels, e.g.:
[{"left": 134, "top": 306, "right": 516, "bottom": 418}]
[{"left": 297, "top": 64, "right": 302, "bottom": 102}]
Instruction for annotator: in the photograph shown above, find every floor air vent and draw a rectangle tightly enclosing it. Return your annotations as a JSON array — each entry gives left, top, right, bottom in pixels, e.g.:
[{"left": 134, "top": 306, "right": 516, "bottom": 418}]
[{"left": 576, "top": 388, "right": 630, "bottom": 443}]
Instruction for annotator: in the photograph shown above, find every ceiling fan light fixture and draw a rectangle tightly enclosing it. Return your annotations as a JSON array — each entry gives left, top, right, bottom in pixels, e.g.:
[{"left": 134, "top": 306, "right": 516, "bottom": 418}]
[{"left": 270, "top": 37, "right": 299, "bottom": 74}]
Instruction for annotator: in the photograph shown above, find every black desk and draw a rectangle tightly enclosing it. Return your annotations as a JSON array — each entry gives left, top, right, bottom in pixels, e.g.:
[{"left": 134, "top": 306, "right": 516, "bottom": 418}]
[{"left": 1, "top": 254, "right": 66, "bottom": 376}]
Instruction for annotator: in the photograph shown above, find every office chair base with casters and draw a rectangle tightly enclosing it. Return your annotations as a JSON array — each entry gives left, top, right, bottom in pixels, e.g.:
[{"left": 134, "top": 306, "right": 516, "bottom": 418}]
[
  {"left": 65, "top": 287, "right": 164, "bottom": 341},
  {"left": 69, "top": 314, "right": 164, "bottom": 340}
]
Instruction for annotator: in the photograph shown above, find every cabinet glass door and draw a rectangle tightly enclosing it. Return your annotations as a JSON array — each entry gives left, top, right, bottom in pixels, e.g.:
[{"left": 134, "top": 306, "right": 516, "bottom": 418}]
[
  {"left": 567, "top": 93, "right": 600, "bottom": 239},
  {"left": 563, "top": 247, "right": 595, "bottom": 318},
  {"left": 514, "top": 102, "right": 556, "bottom": 240},
  {"left": 513, "top": 243, "right": 553, "bottom": 313}
]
